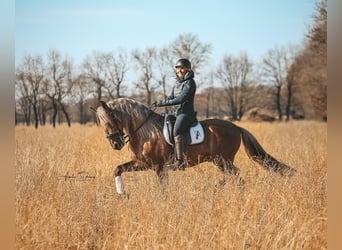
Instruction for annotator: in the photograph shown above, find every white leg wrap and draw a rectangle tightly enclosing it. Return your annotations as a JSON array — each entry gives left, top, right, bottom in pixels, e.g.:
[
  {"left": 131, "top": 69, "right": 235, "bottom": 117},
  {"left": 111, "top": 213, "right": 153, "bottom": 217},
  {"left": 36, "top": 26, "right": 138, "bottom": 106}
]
[{"left": 115, "top": 176, "right": 124, "bottom": 194}]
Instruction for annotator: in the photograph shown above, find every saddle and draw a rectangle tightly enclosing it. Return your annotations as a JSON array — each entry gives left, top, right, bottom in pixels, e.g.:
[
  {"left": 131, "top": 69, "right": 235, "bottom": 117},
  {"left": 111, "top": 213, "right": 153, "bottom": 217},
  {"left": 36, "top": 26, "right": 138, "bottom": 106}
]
[{"left": 162, "top": 113, "right": 205, "bottom": 146}]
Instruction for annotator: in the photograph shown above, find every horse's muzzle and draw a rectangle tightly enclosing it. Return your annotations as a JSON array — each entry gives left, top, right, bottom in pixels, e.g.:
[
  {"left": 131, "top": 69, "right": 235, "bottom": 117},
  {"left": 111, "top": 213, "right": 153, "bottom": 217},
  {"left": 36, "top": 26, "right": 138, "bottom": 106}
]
[
  {"left": 106, "top": 133, "right": 127, "bottom": 150},
  {"left": 112, "top": 140, "right": 125, "bottom": 150}
]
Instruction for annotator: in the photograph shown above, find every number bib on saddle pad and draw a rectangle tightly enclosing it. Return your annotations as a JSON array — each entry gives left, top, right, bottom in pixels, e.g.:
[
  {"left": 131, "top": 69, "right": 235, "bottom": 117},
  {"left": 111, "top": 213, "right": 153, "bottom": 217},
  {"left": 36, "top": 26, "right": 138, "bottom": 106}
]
[{"left": 162, "top": 113, "right": 205, "bottom": 146}]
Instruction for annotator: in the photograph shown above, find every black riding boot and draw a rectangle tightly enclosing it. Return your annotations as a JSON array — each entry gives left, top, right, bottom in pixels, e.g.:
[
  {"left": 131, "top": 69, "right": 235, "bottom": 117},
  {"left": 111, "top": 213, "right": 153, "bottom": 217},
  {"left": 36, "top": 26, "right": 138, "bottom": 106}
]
[{"left": 174, "top": 134, "right": 185, "bottom": 170}]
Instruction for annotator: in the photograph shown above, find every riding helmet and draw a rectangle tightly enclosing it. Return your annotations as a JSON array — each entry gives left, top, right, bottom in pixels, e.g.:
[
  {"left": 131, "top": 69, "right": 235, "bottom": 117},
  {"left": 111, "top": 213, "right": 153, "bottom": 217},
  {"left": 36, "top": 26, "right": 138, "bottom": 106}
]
[{"left": 175, "top": 58, "right": 191, "bottom": 69}]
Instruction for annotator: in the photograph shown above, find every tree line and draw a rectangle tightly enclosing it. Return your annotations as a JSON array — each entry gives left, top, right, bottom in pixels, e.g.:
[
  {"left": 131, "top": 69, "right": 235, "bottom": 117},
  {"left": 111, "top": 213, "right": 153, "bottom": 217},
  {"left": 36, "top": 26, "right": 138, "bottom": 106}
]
[{"left": 15, "top": 0, "right": 326, "bottom": 128}]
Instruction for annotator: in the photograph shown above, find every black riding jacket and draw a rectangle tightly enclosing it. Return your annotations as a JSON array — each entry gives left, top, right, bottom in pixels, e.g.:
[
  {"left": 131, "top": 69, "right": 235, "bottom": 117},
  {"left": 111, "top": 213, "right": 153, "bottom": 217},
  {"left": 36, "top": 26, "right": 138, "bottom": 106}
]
[{"left": 160, "top": 70, "right": 196, "bottom": 116}]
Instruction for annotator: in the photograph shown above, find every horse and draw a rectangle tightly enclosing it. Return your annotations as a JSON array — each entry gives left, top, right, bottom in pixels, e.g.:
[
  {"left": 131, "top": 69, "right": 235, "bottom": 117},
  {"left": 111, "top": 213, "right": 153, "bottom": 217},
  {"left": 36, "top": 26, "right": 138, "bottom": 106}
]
[{"left": 91, "top": 98, "right": 295, "bottom": 194}]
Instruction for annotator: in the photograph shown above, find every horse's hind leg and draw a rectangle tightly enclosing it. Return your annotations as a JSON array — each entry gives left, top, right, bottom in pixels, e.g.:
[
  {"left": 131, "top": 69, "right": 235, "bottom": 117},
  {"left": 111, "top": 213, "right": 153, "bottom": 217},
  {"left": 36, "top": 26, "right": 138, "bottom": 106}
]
[{"left": 213, "top": 155, "right": 244, "bottom": 187}]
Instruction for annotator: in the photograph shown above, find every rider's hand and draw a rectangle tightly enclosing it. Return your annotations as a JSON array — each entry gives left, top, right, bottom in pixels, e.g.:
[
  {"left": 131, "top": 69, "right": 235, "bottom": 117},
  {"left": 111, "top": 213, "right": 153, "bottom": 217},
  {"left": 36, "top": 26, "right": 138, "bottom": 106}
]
[{"left": 153, "top": 100, "right": 164, "bottom": 107}]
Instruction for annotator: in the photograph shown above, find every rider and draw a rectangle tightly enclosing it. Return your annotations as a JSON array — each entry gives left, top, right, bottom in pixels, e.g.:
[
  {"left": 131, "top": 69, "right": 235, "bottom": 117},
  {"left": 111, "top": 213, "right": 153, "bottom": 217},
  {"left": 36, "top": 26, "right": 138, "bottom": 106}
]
[{"left": 154, "top": 58, "right": 197, "bottom": 170}]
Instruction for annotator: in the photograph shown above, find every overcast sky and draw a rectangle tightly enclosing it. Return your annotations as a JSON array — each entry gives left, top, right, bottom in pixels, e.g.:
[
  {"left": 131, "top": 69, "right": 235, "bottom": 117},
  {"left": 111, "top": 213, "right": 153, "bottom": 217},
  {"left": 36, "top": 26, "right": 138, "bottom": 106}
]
[{"left": 15, "top": 0, "right": 316, "bottom": 68}]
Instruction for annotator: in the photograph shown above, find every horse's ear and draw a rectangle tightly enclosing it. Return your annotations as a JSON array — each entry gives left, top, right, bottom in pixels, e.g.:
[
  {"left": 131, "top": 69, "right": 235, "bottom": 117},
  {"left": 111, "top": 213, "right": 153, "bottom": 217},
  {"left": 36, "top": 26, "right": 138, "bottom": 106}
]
[
  {"left": 90, "top": 107, "right": 97, "bottom": 113},
  {"left": 100, "top": 101, "right": 110, "bottom": 112}
]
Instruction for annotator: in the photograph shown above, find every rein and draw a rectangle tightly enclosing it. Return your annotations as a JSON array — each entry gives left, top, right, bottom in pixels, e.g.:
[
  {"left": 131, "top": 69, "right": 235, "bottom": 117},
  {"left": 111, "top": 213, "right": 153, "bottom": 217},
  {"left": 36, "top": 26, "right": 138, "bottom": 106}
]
[{"left": 131, "top": 105, "right": 156, "bottom": 135}]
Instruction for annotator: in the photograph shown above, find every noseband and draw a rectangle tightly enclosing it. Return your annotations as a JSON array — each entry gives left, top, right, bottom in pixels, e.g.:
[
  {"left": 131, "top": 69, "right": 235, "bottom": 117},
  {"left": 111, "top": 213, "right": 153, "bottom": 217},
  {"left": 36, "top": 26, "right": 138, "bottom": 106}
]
[{"left": 106, "top": 131, "right": 129, "bottom": 150}]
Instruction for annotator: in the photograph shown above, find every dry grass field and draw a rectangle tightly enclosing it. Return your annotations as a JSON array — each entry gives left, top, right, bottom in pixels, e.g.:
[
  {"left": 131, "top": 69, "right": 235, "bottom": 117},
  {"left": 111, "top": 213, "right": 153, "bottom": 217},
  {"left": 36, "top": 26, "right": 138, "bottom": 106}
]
[{"left": 15, "top": 121, "right": 327, "bottom": 249}]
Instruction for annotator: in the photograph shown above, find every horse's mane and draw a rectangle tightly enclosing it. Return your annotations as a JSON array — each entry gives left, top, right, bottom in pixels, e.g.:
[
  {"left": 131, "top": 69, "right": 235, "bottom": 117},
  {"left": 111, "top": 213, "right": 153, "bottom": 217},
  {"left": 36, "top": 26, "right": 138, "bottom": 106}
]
[{"left": 106, "top": 98, "right": 163, "bottom": 143}]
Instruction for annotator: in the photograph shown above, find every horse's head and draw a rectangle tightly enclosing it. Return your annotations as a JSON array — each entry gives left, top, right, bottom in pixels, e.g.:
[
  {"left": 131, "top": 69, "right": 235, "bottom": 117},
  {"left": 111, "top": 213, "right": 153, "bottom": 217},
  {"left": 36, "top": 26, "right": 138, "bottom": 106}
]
[{"left": 91, "top": 101, "right": 128, "bottom": 150}]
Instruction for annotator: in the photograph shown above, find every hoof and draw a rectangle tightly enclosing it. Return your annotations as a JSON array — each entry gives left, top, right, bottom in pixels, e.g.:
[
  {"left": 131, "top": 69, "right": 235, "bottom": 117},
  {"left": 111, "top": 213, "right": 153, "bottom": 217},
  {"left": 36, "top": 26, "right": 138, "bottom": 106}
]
[
  {"left": 215, "top": 179, "right": 227, "bottom": 188},
  {"left": 116, "top": 192, "right": 129, "bottom": 200}
]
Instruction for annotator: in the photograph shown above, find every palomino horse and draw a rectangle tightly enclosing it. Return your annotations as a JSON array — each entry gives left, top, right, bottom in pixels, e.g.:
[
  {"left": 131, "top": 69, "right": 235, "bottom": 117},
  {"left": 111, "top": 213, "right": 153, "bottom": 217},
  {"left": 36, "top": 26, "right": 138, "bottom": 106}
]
[{"left": 91, "top": 98, "right": 295, "bottom": 194}]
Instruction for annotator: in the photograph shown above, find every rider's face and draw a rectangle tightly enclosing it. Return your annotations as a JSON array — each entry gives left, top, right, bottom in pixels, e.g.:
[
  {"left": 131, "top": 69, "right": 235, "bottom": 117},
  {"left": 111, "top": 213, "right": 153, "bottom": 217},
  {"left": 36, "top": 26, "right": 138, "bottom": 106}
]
[{"left": 176, "top": 66, "right": 188, "bottom": 78}]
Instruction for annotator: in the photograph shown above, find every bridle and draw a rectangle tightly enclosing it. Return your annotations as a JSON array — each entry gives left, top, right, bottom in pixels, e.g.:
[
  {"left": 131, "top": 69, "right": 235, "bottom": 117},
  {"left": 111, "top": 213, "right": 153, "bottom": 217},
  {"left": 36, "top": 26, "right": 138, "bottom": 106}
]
[
  {"left": 104, "top": 106, "right": 156, "bottom": 150},
  {"left": 104, "top": 110, "right": 129, "bottom": 150}
]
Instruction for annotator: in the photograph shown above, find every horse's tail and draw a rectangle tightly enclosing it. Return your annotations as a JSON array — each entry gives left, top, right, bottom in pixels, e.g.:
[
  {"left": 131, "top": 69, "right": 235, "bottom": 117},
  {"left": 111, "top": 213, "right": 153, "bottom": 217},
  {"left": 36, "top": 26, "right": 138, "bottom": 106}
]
[{"left": 239, "top": 127, "right": 296, "bottom": 176}]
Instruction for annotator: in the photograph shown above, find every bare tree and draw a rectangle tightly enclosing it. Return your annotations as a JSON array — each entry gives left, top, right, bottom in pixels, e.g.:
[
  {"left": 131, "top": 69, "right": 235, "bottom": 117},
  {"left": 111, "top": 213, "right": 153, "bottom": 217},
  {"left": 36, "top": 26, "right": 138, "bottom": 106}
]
[
  {"left": 15, "top": 72, "right": 32, "bottom": 126},
  {"left": 72, "top": 74, "right": 91, "bottom": 124},
  {"left": 45, "top": 49, "right": 73, "bottom": 127},
  {"left": 102, "top": 49, "right": 129, "bottom": 98},
  {"left": 37, "top": 97, "right": 50, "bottom": 126},
  {"left": 262, "top": 45, "right": 296, "bottom": 121},
  {"left": 216, "top": 51, "right": 253, "bottom": 121},
  {"left": 284, "top": 45, "right": 302, "bottom": 121},
  {"left": 82, "top": 51, "right": 107, "bottom": 103},
  {"left": 201, "top": 72, "right": 214, "bottom": 118},
  {"left": 132, "top": 47, "right": 158, "bottom": 105},
  {"left": 170, "top": 33, "right": 212, "bottom": 74},
  {"left": 154, "top": 47, "right": 174, "bottom": 99},
  {"left": 15, "top": 55, "right": 45, "bottom": 128}
]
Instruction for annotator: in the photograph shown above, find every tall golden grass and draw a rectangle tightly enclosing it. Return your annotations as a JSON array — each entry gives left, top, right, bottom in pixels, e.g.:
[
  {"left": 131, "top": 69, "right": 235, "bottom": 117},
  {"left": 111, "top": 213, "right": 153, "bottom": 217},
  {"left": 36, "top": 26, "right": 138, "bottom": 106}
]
[{"left": 15, "top": 121, "right": 327, "bottom": 249}]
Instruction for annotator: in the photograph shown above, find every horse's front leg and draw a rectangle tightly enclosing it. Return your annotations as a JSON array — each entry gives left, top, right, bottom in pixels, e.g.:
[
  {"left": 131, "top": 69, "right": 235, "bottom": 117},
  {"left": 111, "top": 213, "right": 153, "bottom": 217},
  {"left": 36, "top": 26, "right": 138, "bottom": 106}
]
[
  {"left": 155, "top": 164, "right": 169, "bottom": 185},
  {"left": 113, "top": 160, "right": 149, "bottom": 194}
]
